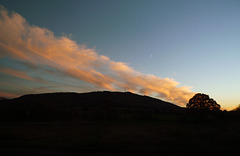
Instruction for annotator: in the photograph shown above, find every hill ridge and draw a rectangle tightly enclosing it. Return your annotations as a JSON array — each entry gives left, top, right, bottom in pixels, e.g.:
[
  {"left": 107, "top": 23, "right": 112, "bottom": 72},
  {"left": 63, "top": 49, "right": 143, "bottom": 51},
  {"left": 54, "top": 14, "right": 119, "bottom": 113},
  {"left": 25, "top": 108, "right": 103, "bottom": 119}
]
[{"left": 0, "top": 91, "right": 183, "bottom": 122}]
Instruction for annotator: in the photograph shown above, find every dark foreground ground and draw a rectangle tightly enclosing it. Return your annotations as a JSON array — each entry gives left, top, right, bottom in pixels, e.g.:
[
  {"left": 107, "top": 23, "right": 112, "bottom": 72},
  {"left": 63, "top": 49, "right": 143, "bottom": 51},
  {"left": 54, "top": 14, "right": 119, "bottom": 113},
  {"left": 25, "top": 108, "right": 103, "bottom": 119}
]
[{"left": 0, "top": 118, "right": 240, "bottom": 156}]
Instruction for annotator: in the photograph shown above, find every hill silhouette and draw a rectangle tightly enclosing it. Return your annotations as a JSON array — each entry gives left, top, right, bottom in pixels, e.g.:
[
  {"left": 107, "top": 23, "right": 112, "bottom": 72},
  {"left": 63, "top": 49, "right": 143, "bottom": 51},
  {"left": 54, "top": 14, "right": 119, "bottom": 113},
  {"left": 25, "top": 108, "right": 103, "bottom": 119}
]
[
  {"left": 0, "top": 91, "right": 182, "bottom": 122},
  {"left": 0, "top": 97, "right": 7, "bottom": 101}
]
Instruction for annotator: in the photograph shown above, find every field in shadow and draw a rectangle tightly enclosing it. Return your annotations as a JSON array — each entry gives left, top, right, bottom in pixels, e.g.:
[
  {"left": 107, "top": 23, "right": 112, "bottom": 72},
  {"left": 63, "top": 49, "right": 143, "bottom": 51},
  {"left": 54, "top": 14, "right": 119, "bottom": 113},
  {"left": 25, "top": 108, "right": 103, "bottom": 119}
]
[{"left": 0, "top": 118, "right": 240, "bottom": 155}]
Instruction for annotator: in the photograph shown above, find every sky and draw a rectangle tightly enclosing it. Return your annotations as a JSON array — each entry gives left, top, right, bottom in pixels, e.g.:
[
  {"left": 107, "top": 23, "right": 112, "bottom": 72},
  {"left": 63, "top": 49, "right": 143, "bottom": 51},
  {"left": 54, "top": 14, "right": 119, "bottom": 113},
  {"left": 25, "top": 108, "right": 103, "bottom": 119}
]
[{"left": 0, "top": 0, "right": 239, "bottom": 110}]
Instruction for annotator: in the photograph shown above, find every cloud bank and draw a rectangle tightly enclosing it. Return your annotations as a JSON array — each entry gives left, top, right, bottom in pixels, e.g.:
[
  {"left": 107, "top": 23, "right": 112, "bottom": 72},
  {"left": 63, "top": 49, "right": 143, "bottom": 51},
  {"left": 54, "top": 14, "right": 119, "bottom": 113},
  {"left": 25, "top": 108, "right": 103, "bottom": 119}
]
[{"left": 0, "top": 6, "right": 194, "bottom": 105}]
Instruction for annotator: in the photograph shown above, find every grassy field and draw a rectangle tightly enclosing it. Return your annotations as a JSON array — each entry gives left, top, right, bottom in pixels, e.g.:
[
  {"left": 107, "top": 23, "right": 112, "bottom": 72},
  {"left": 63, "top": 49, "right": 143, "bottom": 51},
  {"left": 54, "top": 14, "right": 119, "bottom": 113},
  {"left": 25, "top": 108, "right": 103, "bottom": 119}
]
[{"left": 0, "top": 118, "right": 240, "bottom": 155}]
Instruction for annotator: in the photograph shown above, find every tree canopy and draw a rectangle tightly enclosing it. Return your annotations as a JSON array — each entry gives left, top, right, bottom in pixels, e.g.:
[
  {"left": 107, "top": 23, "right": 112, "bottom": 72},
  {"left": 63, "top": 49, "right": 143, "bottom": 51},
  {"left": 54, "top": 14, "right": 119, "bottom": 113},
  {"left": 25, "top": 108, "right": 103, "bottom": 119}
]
[
  {"left": 232, "top": 104, "right": 240, "bottom": 111},
  {"left": 186, "top": 93, "right": 220, "bottom": 111}
]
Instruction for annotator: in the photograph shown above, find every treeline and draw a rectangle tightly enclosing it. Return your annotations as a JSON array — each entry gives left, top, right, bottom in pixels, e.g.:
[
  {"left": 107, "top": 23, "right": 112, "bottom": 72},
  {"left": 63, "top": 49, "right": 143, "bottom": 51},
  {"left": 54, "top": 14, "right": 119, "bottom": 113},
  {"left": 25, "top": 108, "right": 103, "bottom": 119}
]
[
  {"left": 0, "top": 102, "right": 182, "bottom": 122},
  {"left": 0, "top": 104, "right": 234, "bottom": 122}
]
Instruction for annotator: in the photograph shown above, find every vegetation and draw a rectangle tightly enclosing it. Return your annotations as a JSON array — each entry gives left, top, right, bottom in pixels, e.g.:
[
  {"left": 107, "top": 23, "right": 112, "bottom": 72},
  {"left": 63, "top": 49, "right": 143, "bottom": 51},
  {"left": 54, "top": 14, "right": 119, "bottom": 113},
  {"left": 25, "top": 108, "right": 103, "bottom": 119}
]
[
  {"left": 232, "top": 104, "right": 240, "bottom": 111},
  {"left": 186, "top": 93, "right": 220, "bottom": 111}
]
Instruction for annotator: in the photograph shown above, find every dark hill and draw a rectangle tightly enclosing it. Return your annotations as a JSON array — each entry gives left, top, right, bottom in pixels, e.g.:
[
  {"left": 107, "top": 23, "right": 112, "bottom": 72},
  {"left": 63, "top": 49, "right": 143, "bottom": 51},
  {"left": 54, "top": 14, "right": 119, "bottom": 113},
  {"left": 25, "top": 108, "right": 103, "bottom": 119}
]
[
  {"left": 0, "top": 91, "right": 183, "bottom": 122},
  {"left": 0, "top": 97, "right": 7, "bottom": 101}
]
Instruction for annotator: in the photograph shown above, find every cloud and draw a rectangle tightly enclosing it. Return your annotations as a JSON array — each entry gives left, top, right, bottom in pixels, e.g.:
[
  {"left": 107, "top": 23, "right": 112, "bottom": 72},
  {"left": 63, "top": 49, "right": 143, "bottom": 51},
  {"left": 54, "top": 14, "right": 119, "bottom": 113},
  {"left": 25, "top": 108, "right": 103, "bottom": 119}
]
[
  {"left": 0, "top": 91, "right": 19, "bottom": 98},
  {"left": 0, "top": 67, "right": 34, "bottom": 81},
  {"left": 0, "top": 6, "right": 194, "bottom": 105}
]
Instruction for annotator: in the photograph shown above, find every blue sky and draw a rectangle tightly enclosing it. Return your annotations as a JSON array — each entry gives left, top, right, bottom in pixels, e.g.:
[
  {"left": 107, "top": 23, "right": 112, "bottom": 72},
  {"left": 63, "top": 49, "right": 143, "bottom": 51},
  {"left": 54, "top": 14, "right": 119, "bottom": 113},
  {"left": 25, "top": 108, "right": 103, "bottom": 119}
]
[{"left": 0, "top": 0, "right": 240, "bottom": 109}]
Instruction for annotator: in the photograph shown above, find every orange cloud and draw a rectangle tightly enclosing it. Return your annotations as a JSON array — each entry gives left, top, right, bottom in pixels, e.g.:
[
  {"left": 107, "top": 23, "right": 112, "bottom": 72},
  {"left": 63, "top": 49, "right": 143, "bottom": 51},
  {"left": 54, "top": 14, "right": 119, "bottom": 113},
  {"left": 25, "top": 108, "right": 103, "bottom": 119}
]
[
  {"left": 0, "top": 91, "right": 18, "bottom": 98},
  {"left": 0, "top": 68, "right": 33, "bottom": 81},
  {"left": 0, "top": 6, "right": 194, "bottom": 105}
]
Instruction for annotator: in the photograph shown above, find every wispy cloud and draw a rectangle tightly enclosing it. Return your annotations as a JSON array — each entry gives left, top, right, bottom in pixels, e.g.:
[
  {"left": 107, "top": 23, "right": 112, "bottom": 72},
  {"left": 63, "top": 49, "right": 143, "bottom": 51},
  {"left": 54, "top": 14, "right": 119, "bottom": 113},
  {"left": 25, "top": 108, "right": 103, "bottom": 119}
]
[
  {"left": 0, "top": 6, "right": 194, "bottom": 105},
  {"left": 0, "top": 91, "right": 19, "bottom": 98},
  {"left": 0, "top": 67, "right": 33, "bottom": 81}
]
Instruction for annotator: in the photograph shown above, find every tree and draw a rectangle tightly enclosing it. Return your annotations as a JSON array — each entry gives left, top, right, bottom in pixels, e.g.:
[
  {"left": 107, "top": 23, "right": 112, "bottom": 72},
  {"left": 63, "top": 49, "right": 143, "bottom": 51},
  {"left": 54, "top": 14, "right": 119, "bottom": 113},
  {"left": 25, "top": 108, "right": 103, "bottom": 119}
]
[
  {"left": 232, "top": 104, "right": 240, "bottom": 111},
  {"left": 186, "top": 93, "right": 220, "bottom": 111}
]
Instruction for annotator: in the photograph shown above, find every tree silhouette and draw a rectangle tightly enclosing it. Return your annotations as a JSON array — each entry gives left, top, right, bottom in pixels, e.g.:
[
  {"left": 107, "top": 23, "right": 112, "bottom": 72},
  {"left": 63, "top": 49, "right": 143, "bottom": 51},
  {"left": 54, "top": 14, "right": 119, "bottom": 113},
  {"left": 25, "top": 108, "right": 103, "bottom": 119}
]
[
  {"left": 186, "top": 93, "right": 220, "bottom": 111},
  {"left": 232, "top": 104, "right": 240, "bottom": 111}
]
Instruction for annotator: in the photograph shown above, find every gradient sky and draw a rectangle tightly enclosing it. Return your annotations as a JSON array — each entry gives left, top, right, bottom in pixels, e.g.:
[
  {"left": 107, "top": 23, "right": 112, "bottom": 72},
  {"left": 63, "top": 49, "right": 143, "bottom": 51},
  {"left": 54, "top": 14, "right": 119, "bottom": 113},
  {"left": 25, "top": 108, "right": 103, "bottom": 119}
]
[{"left": 0, "top": 0, "right": 239, "bottom": 110}]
